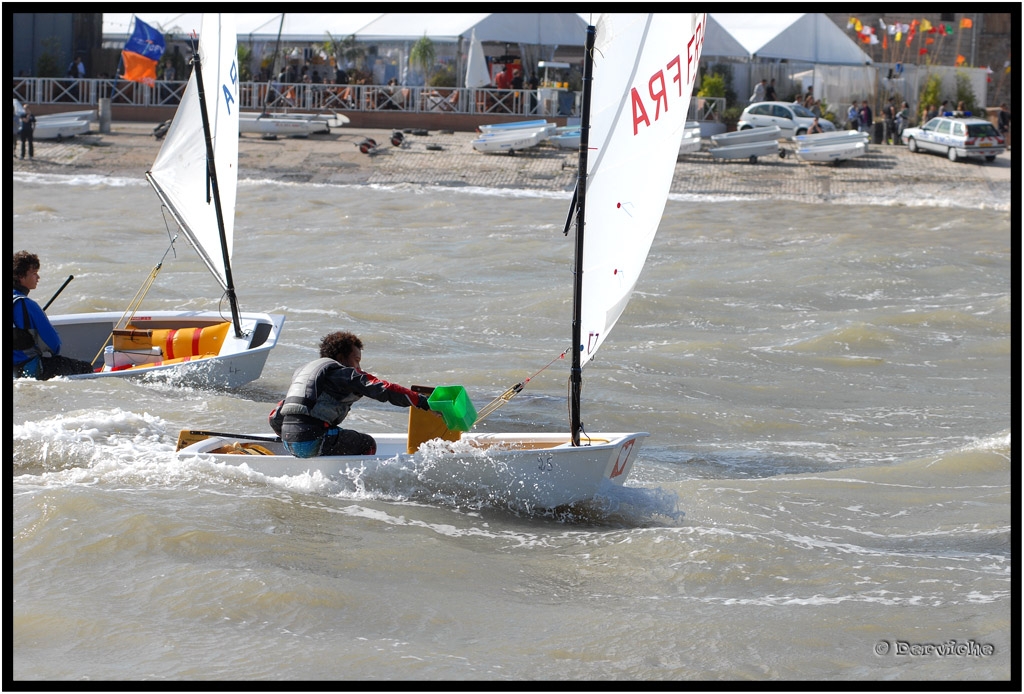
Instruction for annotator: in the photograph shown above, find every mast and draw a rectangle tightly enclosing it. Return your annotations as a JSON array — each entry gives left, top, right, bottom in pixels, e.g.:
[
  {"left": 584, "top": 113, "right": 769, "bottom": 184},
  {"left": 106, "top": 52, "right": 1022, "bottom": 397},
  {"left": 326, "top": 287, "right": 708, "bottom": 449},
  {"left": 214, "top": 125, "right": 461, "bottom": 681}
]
[
  {"left": 570, "top": 24, "right": 596, "bottom": 447},
  {"left": 191, "top": 28, "right": 244, "bottom": 338}
]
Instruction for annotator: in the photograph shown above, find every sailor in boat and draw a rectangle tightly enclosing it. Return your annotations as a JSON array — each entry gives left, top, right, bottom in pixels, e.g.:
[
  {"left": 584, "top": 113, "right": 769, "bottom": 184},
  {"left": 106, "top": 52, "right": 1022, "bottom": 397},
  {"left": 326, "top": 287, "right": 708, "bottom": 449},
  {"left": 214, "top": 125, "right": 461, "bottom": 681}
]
[
  {"left": 13, "top": 250, "right": 94, "bottom": 380},
  {"left": 268, "top": 331, "right": 432, "bottom": 457}
]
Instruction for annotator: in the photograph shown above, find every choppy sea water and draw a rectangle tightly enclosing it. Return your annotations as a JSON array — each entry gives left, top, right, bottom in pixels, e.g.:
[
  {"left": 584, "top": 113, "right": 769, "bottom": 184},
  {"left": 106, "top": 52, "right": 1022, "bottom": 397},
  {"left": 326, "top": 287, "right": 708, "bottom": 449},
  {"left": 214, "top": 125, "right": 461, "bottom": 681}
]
[{"left": 12, "top": 172, "right": 1012, "bottom": 682}]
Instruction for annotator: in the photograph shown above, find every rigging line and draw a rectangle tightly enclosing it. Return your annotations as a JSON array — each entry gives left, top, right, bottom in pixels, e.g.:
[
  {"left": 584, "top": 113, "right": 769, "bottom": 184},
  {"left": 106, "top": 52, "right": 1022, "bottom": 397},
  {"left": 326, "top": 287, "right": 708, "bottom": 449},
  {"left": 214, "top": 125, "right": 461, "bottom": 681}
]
[
  {"left": 474, "top": 347, "right": 571, "bottom": 424},
  {"left": 89, "top": 237, "right": 178, "bottom": 367}
]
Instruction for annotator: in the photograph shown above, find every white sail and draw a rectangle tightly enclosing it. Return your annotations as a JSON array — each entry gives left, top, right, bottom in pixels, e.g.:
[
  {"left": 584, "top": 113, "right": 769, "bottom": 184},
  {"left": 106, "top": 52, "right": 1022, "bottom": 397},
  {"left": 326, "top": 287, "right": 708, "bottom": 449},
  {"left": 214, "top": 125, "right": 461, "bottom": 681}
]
[
  {"left": 148, "top": 13, "right": 239, "bottom": 291},
  {"left": 465, "top": 28, "right": 491, "bottom": 89},
  {"left": 579, "top": 13, "right": 705, "bottom": 363}
]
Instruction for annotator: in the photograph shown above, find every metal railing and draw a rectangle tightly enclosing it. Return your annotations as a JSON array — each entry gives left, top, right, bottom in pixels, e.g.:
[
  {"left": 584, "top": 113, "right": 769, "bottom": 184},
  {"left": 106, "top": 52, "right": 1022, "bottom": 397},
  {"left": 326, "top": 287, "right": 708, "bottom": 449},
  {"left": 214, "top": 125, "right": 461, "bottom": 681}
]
[
  {"left": 13, "top": 76, "right": 720, "bottom": 122},
  {"left": 12, "top": 77, "right": 555, "bottom": 117}
]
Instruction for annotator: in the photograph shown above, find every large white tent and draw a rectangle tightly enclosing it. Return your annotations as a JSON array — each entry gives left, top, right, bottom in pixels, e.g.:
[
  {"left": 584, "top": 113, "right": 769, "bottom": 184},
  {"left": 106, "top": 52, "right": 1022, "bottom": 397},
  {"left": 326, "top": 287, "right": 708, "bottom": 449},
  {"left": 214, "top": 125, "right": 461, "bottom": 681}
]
[
  {"left": 102, "top": 13, "right": 383, "bottom": 42},
  {"left": 753, "top": 13, "right": 872, "bottom": 65},
  {"left": 354, "top": 13, "right": 587, "bottom": 46},
  {"left": 704, "top": 14, "right": 750, "bottom": 60}
]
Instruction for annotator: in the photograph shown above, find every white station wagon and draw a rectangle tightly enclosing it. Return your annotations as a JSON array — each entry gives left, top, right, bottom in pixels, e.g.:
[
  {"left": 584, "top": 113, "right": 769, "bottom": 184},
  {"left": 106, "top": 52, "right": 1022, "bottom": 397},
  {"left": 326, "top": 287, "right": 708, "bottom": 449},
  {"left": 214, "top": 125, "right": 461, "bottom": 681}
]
[{"left": 901, "top": 115, "right": 1006, "bottom": 162}]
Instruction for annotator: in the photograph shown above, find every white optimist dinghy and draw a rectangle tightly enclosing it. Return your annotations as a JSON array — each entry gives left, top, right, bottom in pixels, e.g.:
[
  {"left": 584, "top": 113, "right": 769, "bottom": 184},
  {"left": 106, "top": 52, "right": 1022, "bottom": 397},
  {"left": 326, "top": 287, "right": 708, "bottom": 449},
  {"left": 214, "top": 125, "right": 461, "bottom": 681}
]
[
  {"left": 239, "top": 111, "right": 347, "bottom": 138},
  {"left": 177, "top": 13, "right": 707, "bottom": 510},
  {"left": 678, "top": 120, "right": 702, "bottom": 155},
  {"left": 794, "top": 129, "right": 869, "bottom": 164},
  {"left": 49, "top": 14, "right": 285, "bottom": 388},
  {"left": 471, "top": 122, "right": 557, "bottom": 154}
]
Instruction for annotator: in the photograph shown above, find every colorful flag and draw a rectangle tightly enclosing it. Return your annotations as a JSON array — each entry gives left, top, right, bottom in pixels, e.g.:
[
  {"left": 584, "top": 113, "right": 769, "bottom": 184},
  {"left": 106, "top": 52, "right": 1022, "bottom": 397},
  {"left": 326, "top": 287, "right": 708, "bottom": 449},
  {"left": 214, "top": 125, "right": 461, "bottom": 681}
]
[
  {"left": 921, "top": 19, "right": 933, "bottom": 32},
  {"left": 919, "top": 48, "right": 928, "bottom": 55},
  {"left": 956, "top": 55, "right": 967, "bottom": 66},
  {"left": 121, "top": 17, "right": 165, "bottom": 85},
  {"left": 960, "top": 17, "right": 973, "bottom": 29}
]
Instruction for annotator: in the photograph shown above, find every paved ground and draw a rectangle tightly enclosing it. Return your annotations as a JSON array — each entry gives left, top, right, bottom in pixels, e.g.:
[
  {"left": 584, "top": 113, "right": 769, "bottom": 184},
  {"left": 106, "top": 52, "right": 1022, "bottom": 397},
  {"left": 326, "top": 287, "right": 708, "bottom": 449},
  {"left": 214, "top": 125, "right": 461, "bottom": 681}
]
[{"left": 13, "top": 121, "right": 1012, "bottom": 209}]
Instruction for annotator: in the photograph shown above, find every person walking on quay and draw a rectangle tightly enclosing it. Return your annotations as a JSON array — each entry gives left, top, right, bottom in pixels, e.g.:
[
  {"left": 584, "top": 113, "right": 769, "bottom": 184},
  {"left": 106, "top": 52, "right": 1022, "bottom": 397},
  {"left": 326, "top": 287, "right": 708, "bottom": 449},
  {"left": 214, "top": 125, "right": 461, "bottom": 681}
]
[
  {"left": 859, "top": 99, "right": 873, "bottom": 136},
  {"left": 749, "top": 78, "right": 766, "bottom": 104},
  {"left": 847, "top": 102, "right": 860, "bottom": 131},
  {"left": 882, "top": 97, "right": 897, "bottom": 145},
  {"left": 997, "top": 103, "right": 1011, "bottom": 149},
  {"left": 18, "top": 103, "right": 36, "bottom": 159}
]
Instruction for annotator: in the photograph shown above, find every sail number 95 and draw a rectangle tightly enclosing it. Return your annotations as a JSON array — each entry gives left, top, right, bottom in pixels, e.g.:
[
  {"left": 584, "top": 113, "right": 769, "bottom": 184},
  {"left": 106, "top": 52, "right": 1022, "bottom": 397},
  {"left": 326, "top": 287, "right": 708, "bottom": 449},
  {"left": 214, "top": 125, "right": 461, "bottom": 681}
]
[{"left": 537, "top": 454, "right": 553, "bottom": 472}]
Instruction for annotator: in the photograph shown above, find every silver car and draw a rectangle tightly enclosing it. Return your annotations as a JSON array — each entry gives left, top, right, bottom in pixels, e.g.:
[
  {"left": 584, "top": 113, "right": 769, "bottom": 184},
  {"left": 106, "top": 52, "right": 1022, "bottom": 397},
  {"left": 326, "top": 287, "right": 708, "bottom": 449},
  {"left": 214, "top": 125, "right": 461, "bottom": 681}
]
[
  {"left": 902, "top": 116, "right": 1006, "bottom": 162},
  {"left": 737, "top": 101, "right": 836, "bottom": 138}
]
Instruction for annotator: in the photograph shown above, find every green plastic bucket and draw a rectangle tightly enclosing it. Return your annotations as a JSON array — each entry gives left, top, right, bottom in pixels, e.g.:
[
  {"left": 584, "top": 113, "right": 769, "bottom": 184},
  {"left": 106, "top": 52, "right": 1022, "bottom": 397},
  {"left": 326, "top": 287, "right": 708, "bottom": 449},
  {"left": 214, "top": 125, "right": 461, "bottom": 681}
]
[{"left": 427, "top": 385, "right": 477, "bottom": 431}]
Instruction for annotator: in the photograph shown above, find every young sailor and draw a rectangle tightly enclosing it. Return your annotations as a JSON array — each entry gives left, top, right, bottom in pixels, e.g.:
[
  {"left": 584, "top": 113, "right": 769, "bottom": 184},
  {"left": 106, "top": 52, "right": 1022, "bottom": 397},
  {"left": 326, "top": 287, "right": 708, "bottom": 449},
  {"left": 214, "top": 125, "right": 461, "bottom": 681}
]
[
  {"left": 13, "top": 250, "right": 94, "bottom": 379},
  {"left": 269, "top": 331, "right": 432, "bottom": 456}
]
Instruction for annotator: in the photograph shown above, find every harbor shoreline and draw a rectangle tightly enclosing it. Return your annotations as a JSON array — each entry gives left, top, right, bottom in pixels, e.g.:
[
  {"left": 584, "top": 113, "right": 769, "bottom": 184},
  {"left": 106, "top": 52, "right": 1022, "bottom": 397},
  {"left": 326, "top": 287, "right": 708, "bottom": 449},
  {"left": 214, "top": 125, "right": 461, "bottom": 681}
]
[{"left": 13, "top": 121, "right": 1012, "bottom": 209}]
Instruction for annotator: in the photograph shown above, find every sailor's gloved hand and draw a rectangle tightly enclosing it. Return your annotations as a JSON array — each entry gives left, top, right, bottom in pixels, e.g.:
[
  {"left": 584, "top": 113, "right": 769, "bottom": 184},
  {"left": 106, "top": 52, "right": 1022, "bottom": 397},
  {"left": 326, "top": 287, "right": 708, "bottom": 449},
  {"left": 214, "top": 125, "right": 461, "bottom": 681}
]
[{"left": 417, "top": 393, "right": 432, "bottom": 411}]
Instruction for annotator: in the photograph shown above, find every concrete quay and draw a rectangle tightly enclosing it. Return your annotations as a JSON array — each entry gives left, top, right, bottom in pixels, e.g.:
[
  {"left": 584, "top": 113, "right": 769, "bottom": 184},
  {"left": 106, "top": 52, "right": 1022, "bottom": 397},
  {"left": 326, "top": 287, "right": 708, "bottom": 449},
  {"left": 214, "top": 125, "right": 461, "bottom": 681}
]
[{"left": 13, "top": 120, "right": 1012, "bottom": 210}]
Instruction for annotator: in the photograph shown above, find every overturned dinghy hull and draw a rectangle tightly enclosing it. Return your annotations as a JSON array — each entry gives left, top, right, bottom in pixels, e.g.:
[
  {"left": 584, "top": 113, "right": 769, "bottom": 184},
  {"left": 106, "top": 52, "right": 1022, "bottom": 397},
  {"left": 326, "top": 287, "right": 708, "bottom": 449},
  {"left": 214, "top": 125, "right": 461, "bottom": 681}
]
[{"left": 796, "top": 141, "right": 867, "bottom": 163}]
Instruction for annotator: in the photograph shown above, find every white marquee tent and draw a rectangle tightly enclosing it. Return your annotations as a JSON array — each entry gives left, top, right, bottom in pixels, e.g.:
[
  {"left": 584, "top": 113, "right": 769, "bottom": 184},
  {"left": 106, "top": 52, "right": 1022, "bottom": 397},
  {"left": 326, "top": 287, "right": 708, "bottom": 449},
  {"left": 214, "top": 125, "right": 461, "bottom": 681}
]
[
  {"left": 753, "top": 13, "right": 872, "bottom": 65},
  {"left": 703, "top": 14, "right": 750, "bottom": 60},
  {"left": 353, "top": 13, "right": 588, "bottom": 46}
]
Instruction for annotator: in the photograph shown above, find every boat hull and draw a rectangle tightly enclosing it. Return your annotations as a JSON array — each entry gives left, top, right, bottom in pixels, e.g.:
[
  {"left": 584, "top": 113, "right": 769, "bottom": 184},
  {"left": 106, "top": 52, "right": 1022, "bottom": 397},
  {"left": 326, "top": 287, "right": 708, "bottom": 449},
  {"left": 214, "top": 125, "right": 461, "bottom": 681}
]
[
  {"left": 477, "top": 119, "right": 551, "bottom": 133},
  {"left": 709, "top": 139, "right": 780, "bottom": 160},
  {"left": 239, "top": 113, "right": 330, "bottom": 136},
  {"left": 472, "top": 125, "right": 554, "bottom": 153},
  {"left": 796, "top": 141, "right": 867, "bottom": 162},
  {"left": 32, "top": 118, "right": 92, "bottom": 140},
  {"left": 176, "top": 431, "right": 648, "bottom": 509},
  {"left": 46, "top": 310, "right": 285, "bottom": 388},
  {"left": 710, "top": 125, "right": 782, "bottom": 146},
  {"left": 678, "top": 122, "right": 703, "bottom": 154}
]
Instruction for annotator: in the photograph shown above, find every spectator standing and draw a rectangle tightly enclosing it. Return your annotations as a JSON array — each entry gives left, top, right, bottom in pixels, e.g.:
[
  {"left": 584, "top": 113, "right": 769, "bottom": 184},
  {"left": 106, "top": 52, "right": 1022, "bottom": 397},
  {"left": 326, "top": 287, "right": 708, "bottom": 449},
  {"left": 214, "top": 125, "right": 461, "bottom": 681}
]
[
  {"left": 895, "top": 101, "right": 910, "bottom": 144},
  {"left": 847, "top": 102, "right": 860, "bottom": 131},
  {"left": 764, "top": 78, "right": 777, "bottom": 102},
  {"left": 997, "top": 103, "right": 1011, "bottom": 148},
  {"left": 18, "top": 103, "right": 36, "bottom": 159},
  {"left": 858, "top": 100, "right": 873, "bottom": 135},
  {"left": 882, "top": 97, "right": 897, "bottom": 145},
  {"left": 749, "top": 78, "right": 766, "bottom": 104}
]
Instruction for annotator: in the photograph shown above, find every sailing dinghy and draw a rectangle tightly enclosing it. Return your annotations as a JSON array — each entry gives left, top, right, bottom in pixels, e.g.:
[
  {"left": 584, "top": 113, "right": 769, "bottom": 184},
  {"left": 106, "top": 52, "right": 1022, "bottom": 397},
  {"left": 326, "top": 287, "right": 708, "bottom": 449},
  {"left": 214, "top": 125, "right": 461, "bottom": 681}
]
[
  {"left": 48, "top": 14, "right": 285, "bottom": 388},
  {"left": 177, "top": 13, "right": 706, "bottom": 508}
]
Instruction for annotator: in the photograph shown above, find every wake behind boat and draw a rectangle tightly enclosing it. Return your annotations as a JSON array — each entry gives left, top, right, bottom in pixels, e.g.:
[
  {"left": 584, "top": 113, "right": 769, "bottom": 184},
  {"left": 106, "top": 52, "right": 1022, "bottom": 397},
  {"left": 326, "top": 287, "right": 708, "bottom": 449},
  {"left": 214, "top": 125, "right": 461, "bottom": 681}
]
[
  {"left": 48, "top": 13, "right": 284, "bottom": 388},
  {"left": 178, "top": 13, "right": 706, "bottom": 509}
]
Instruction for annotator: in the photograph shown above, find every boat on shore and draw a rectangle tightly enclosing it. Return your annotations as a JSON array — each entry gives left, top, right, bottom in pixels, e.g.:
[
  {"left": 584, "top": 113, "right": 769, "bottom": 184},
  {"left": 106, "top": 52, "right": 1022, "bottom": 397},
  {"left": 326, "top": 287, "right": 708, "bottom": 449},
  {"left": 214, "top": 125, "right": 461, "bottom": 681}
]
[
  {"left": 794, "top": 129, "right": 869, "bottom": 164},
  {"left": 177, "top": 13, "right": 706, "bottom": 510},
  {"left": 477, "top": 119, "right": 552, "bottom": 133},
  {"left": 14, "top": 99, "right": 96, "bottom": 141},
  {"left": 239, "top": 111, "right": 347, "bottom": 138},
  {"left": 709, "top": 125, "right": 784, "bottom": 163},
  {"left": 678, "top": 120, "right": 702, "bottom": 155},
  {"left": 471, "top": 122, "right": 557, "bottom": 154},
  {"left": 49, "top": 13, "right": 284, "bottom": 388}
]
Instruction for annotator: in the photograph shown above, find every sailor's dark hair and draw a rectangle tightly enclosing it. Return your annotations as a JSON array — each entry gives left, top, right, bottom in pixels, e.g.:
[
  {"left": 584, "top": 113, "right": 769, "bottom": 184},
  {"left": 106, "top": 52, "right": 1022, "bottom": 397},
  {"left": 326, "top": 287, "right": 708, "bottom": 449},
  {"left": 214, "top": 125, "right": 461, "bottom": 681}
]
[
  {"left": 320, "top": 331, "right": 363, "bottom": 361},
  {"left": 14, "top": 250, "right": 40, "bottom": 279}
]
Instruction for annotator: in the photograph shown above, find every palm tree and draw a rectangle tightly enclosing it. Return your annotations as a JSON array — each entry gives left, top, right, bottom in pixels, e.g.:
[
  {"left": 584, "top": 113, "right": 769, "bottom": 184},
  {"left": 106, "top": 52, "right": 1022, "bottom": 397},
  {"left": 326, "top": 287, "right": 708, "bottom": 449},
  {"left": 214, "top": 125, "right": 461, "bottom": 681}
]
[
  {"left": 409, "top": 34, "right": 436, "bottom": 85},
  {"left": 324, "top": 32, "right": 365, "bottom": 74}
]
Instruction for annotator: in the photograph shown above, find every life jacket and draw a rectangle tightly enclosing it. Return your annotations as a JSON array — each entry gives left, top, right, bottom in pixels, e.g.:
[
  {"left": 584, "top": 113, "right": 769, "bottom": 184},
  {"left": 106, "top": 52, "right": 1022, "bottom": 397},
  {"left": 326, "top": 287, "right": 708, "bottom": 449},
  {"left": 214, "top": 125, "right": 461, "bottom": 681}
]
[
  {"left": 278, "top": 358, "right": 362, "bottom": 426},
  {"left": 13, "top": 294, "right": 40, "bottom": 355}
]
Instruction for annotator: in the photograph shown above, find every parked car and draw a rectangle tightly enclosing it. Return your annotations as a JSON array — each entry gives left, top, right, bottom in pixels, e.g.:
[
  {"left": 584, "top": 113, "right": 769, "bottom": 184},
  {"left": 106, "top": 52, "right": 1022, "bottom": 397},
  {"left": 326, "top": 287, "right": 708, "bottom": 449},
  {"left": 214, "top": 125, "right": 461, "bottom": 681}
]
[
  {"left": 901, "top": 115, "right": 1005, "bottom": 162},
  {"left": 737, "top": 101, "right": 836, "bottom": 138}
]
